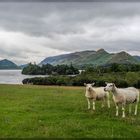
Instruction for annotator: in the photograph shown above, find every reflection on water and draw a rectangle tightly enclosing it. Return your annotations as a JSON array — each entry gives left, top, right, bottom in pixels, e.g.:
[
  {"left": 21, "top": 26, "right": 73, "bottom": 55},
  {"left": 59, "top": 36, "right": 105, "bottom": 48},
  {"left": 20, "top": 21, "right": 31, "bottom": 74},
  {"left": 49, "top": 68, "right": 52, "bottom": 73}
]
[{"left": 0, "top": 70, "right": 47, "bottom": 84}]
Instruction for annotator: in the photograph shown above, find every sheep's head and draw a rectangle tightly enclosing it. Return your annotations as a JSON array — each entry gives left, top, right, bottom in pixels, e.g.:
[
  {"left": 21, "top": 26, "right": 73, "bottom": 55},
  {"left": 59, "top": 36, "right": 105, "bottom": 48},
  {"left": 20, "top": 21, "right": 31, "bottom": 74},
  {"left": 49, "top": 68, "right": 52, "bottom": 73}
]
[
  {"left": 104, "top": 82, "right": 115, "bottom": 92},
  {"left": 84, "top": 83, "right": 95, "bottom": 91}
]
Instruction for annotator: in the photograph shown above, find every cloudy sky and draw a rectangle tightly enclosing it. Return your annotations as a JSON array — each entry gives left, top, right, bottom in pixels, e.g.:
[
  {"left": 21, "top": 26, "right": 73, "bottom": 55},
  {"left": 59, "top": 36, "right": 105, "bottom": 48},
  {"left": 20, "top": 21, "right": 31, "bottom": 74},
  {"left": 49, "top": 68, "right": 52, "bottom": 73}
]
[{"left": 0, "top": 2, "right": 140, "bottom": 65}]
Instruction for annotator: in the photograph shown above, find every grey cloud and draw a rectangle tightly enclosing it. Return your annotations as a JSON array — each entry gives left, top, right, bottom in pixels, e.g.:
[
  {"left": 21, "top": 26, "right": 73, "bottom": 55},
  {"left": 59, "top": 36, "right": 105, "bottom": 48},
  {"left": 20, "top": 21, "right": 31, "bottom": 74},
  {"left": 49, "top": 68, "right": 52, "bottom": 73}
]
[
  {"left": 0, "top": 2, "right": 140, "bottom": 64},
  {"left": 1, "top": 2, "right": 140, "bottom": 35}
]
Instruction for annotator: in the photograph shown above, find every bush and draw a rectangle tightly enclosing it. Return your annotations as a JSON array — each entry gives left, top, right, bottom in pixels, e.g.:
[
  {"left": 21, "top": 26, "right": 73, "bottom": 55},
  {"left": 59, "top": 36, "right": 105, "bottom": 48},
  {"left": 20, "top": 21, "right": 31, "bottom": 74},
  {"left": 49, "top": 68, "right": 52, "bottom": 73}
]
[
  {"left": 133, "top": 80, "right": 140, "bottom": 88},
  {"left": 114, "top": 80, "right": 129, "bottom": 88},
  {"left": 22, "top": 75, "right": 140, "bottom": 88}
]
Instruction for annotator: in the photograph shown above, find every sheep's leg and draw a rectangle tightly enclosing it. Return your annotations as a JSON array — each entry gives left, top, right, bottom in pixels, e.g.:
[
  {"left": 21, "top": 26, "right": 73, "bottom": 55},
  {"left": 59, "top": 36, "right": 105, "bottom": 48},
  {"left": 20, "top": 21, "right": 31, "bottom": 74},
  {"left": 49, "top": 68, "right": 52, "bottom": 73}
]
[
  {"left": 101, "top": 98, "right": 105, "bottom": 108},
  {"left": 107, "top": 94, "right": 110, "bottom": 108},
  {"left": 122, "top": 105, "right": 125, "bottom": 118},
  {"left": 87, "top": 98, "right": 91, "bottom": 110},
  {"left": 93, "top": 100, "right": 95, "bottom": 110},
  {"left": 134, "top": 103, "right": 138, "bottom": 115},
  {"left": 116, "top": 105, "right": 119, "bottom": 116},
  {"left": 129, "top": 104, "right": 132, "bottom": 114},
  {"left": 134, "top": 95, "right": 139, "bottom": 115}
]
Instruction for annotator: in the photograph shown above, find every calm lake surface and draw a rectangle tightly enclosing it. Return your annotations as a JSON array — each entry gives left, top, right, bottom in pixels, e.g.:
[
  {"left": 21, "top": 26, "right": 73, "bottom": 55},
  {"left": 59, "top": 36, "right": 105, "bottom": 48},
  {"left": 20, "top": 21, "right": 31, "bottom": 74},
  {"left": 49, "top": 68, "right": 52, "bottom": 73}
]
[{"left": 0, "top": 70, "right": 47, "bottom": 84}]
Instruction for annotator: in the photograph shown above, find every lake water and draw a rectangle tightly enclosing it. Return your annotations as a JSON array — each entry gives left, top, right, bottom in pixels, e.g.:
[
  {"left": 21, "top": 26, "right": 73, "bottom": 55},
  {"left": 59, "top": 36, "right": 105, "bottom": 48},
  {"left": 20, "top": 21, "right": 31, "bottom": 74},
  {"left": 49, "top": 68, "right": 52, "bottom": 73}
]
[{"left": 0, "top": 70, "right": 47, "bottom": 84}]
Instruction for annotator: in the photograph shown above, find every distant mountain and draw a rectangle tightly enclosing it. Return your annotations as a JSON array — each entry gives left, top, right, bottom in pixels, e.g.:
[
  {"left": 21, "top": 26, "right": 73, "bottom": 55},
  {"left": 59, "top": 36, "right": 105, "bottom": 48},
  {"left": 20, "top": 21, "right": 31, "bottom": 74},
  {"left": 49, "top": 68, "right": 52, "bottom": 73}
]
[
  {"left": 39, "top": 49, "right": 140, "bottom": 67},
  {"left": 0, "top": 59, "right": 19, "bottom": 69},
  {"left": 19, "top": 63, "right": 29, "bottom": 69}
]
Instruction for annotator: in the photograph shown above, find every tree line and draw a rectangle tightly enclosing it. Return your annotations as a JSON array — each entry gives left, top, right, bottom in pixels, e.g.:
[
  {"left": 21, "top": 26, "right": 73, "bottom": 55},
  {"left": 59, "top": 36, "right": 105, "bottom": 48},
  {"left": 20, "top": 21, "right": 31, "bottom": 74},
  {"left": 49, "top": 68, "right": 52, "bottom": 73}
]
[
  {"left": 85, "top": 63, "right": 140, "bottom": 73},
  {"left": 22, "top": 63, "right": 140, "bottom": 88},
  {"left": 22, "top": 63, "right": 79, "bottom": 75}
]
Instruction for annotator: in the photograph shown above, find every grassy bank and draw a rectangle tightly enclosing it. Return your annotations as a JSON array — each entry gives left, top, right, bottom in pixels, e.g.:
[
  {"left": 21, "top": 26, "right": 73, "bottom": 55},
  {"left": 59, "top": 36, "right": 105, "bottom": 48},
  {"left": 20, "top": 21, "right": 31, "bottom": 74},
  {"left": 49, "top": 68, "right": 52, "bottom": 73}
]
[{"left": 0, "top": 84, "right": 140, "bottom": 138}]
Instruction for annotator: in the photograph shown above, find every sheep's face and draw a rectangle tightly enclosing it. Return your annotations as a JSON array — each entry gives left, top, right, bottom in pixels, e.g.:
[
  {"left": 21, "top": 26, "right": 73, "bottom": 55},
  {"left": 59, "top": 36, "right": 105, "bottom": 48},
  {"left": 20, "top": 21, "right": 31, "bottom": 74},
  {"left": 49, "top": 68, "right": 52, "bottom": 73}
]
[
  {"left": 84, "top": 83, "right": 95, "bottom": 91},
  {"left": 104, "top": 83, "right": 115, "bottom": 92}
]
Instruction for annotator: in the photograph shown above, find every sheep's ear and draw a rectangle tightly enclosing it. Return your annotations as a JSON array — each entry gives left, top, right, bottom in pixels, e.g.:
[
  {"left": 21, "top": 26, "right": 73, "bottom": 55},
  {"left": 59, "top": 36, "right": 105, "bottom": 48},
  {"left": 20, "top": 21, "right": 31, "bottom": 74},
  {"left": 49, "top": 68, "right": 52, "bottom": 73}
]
[
  {"left": 91, "top": 83, "right": 95, "bottom": 86},
  {"left": 84, "top": 83, "right": 87, "bottom": 86},
  {"left": 105, "top": 82, "right": 108, "bottom": 85},
  {"left": 112, "top": 83, "right": 115, "bottom": 87}
]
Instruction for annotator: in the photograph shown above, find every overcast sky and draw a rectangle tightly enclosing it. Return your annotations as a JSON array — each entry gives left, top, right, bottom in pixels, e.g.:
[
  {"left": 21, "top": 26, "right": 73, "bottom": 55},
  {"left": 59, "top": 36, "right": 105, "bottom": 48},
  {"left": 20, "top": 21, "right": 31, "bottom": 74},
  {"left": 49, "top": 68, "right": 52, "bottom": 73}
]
[{"left": 0, "top": 2, "right": 140, "bottom": 64}]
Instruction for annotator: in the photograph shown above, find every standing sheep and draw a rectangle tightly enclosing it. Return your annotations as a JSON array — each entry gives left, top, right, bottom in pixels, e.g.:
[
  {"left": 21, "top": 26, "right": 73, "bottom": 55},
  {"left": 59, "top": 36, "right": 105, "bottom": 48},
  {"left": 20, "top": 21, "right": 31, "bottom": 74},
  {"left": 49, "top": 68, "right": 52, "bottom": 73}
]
[
  {"left": 84, "top": 83, "right": 110, "bottom": 110},
  {"left": 104, "top": 83, "right": 139, "bottom": 118}
]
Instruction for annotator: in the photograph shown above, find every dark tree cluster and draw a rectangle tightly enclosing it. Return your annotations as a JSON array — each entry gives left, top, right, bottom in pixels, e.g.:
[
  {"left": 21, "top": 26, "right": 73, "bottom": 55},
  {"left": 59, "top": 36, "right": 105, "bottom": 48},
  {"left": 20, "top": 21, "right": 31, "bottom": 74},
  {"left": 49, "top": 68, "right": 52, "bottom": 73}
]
[
  {"left": 22, "top": 63, "right": 140, "bottom": 88},
  {"left": 23, "top": 64, "right": 140, "bottom": 88},
  {"left": 85, "top": 63, "right": 140, "bottom": 73},
  {"left": 22, "top": 63, "right": 79, "bottom": 75}
]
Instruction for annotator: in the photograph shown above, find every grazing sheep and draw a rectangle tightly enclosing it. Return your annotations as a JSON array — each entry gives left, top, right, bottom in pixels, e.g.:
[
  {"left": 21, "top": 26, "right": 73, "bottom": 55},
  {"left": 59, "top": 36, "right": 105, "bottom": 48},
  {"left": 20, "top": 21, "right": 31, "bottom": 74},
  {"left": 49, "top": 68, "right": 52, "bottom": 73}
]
[
  {"left": 84, "top": 83, "right": 110, "bottom": 110},
  {"left": 104, "top": 83, "right": 139, "bottom": 118}
]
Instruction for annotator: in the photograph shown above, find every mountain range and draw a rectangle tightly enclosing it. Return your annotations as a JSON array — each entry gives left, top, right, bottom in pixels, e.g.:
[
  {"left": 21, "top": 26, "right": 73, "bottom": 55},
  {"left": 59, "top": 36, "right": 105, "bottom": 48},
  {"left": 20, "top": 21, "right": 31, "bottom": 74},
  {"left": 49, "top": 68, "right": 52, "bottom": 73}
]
[
  {"left": 40, "top": 49, "right": 140, "bottom": 67},
  {"left": 0, "top": 49, "right": 140, "bottom": 69}
]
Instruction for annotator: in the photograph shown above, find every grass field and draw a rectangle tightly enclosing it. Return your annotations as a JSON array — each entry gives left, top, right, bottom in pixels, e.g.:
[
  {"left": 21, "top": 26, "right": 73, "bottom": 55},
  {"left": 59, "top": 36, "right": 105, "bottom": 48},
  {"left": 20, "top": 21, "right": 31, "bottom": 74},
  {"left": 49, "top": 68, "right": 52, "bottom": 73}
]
[{"left": 0, "top": 84, "right": 140, "bottom": 138}]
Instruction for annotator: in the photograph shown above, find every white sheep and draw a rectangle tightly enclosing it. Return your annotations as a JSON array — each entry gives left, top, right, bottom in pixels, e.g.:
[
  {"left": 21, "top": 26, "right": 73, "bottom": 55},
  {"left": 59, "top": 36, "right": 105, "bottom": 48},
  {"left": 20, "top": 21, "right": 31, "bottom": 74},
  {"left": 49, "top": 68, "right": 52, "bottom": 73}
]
[
  {"left": 104, "top": 83, "right": 139, "bottom": 118},
  {"left": 84, "top": 83, "right": 110, "bottom": 110}
]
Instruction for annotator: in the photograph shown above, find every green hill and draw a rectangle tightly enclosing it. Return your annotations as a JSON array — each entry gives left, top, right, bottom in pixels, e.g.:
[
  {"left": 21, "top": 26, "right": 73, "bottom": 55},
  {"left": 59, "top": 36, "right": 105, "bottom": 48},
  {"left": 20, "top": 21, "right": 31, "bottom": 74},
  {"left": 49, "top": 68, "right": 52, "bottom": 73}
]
[
  {"left": 39, "top": 49, "right": 140, "bottom": 67},
  {"left": 0, "top": 59, "right": 19, "bottom": 69},
  {"left": 108, "top": 51, "right": 139, "bottom": 64}
]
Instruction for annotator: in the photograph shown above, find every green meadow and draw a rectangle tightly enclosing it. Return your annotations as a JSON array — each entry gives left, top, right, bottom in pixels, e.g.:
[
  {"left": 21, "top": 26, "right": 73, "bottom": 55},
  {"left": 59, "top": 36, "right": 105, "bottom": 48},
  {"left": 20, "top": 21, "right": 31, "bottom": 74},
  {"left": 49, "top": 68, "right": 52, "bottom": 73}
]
[{"left": 0, "top": 84, "right": 140, "bottom": 138}]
